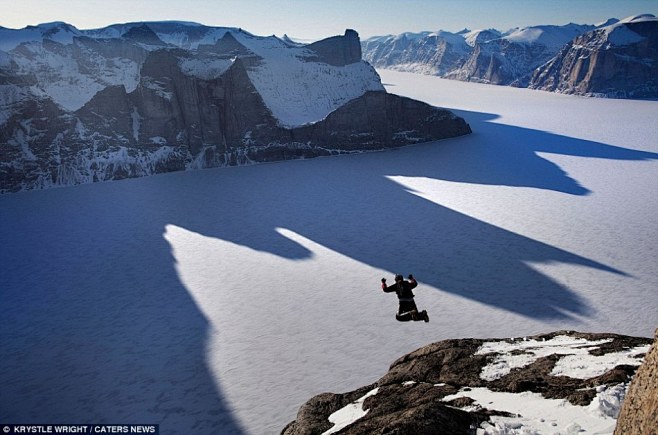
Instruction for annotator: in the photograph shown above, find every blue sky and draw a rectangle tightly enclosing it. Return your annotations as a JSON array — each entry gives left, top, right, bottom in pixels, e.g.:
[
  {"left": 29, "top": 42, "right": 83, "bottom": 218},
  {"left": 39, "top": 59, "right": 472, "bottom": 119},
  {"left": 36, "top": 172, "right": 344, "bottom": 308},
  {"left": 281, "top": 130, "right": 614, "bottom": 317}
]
[{"left": 2, "top": 0, "right": 657, "bottom": 40}]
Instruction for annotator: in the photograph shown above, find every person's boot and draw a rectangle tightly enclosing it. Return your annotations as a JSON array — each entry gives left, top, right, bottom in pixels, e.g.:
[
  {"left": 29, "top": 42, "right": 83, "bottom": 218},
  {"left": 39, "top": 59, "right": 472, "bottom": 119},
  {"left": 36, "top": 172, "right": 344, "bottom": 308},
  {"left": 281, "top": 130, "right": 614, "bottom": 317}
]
[
  {"left": 410, "top": 310, "right": 420, "bottom": 321},
  {"left": 421, "top": 310, "right": 429, "bottom": 322}
]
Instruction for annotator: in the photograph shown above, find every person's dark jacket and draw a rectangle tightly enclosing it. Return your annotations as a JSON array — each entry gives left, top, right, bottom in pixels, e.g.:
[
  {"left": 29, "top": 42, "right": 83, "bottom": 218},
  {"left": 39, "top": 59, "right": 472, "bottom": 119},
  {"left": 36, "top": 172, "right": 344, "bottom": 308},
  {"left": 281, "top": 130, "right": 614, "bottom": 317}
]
[{"left": 382, "top": 277, "right": 417, "bottom": 301}]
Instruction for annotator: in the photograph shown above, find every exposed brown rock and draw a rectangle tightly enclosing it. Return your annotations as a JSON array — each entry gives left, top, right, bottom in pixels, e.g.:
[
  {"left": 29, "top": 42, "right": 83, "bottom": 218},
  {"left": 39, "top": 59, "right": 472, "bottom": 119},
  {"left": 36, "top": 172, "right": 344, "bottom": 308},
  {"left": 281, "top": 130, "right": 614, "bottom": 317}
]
[{"left": 614, "top": 328, "right": 658, "bottom": 435}]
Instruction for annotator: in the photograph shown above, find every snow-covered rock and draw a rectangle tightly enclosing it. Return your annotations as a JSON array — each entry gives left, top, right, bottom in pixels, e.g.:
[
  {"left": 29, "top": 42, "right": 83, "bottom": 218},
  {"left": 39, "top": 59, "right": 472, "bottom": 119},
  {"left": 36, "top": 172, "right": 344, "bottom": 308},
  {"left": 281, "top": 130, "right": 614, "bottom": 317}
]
[
  {"left": 283, "top": 331, "right": 653, "bottom": 434},
  {"left": 0, "top": 22, "right": 471, "bottom": 193}
]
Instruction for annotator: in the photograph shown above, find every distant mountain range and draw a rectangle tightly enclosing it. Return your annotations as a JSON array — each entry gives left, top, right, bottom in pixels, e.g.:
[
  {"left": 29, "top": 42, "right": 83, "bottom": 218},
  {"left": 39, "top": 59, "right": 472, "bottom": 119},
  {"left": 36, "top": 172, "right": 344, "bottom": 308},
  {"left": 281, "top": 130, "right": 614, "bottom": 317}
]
[
  {"left": 0, "top": 22, "right": 470, "bottom": 193},
  {"left": 362, "top": 14, "right": 658, "bottom": 98}
]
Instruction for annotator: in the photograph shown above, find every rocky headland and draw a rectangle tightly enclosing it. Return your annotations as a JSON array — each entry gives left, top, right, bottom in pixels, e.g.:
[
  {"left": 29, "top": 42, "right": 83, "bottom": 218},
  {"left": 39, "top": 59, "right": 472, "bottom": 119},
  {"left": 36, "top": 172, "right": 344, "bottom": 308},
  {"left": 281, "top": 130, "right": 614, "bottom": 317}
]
[{"left": 0, "top": 23, "right": 471, "bottom": 193}]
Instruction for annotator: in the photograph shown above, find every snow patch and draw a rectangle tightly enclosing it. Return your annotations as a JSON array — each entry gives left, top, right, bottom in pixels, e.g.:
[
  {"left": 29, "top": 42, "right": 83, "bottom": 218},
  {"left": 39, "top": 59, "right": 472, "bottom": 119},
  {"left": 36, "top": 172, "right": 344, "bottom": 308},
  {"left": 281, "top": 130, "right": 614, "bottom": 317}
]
[
  {"left": 620, "top": 14, "right": 657, "bottom": 24},
  {"left": 464, "top": 29, "right": 502, "bottom": 47},
  {"left": 444, "top": 386, "right": 624, "bottom": 434},
  {"left": 321, "top": 388, "right": 379, "bottom": 435},
  {"left": 476, "top": 336, "right": 607, "bottom": 381},
  {"left": 149, "top": 136, "right": 167, "bottom": 145},
  {"left": 232, "top": 31, "right": 384, "bottom": 127},
  {"left": 553, "top": 344, "right": 650, "bottom": 379},
  {"left": 476, "top": 336, "right": 650, "bottom": 381},
  {"left": 601, "top": 14, "right": 657, "bottom": 46},
  {"left": 605, "top": 25, "right": 646, "bottom": 46},
  {"left": 8, "top": 40, "right": 139, "bottom": 111},
  {"left": 141, "top": 77, "right": 173, "bottom": 100},
  {"left": 179, "top": 56, "right": 234, "bottom": 80},
  {"left": 503, "top": 24, "right": 592, "bottom": 50},
  {"left": 587, "top": 384, "right": 627, "bottom": 418},
  {"left": 130, "top": 107, "right": 141, "bottom": 142},
  {"left": 9, "top": 122, "right": 39, "bottom": 161},
  {"left": 476, "top": 335, "right": 650, "bottom": 381}
]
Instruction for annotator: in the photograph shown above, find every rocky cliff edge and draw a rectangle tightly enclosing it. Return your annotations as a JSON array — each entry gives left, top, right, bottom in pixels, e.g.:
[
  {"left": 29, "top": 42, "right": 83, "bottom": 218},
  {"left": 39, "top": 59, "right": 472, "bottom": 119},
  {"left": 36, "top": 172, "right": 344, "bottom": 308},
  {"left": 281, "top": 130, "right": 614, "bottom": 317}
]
[{"left": 282, "top": 330, "right": 653, "bottom": 434}]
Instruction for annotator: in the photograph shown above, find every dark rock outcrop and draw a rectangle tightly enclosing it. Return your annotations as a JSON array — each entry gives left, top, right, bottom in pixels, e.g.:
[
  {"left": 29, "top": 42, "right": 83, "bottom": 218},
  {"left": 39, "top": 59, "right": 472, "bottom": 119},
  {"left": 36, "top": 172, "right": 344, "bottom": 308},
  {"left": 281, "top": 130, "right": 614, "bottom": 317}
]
[
  {"left": 306, "top": 29, "right": 362, "bottom": 66},
  {"left": 283, "top": 331, "right": 653, "bottom": 434},
  {"left": 614, "top": 328, "right": 658, "bottom": 435},
  {"left": 291, "top": 91, "right": 471, "bottom": 150}
]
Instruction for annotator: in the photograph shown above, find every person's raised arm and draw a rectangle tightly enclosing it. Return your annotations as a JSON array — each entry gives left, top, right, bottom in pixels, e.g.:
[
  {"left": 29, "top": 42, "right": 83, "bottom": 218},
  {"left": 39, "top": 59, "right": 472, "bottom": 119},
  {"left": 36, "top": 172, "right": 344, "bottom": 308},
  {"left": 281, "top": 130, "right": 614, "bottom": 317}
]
[{"left": 408, "top": 274, "right": 417, "bottom": 289}]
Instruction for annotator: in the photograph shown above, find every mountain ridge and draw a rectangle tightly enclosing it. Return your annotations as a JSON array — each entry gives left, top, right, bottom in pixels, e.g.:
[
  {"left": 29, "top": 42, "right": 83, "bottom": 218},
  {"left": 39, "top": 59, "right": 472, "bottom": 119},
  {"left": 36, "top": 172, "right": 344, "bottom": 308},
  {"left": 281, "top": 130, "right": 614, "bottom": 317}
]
[
  {"left": 0, "top": 22, "right": 471, "bottom": 193},
  {"left": 362, "top": 14, "right": 658, "bottom": 97}
]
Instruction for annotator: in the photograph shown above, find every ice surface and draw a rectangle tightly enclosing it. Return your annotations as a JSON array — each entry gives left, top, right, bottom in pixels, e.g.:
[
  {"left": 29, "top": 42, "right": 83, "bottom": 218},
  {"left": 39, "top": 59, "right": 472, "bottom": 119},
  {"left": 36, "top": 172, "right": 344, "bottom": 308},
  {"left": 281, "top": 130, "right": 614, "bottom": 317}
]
[{"left": 1, "top": 71, "right": 656, "bottom": 434}]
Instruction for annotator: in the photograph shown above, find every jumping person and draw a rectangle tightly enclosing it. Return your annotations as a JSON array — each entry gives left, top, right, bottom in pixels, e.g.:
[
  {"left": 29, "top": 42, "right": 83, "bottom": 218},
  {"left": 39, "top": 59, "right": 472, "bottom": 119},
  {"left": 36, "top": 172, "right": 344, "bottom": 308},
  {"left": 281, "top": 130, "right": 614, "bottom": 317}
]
[{"left": 381, "top": 274, "right": 429, "bottom": 322}]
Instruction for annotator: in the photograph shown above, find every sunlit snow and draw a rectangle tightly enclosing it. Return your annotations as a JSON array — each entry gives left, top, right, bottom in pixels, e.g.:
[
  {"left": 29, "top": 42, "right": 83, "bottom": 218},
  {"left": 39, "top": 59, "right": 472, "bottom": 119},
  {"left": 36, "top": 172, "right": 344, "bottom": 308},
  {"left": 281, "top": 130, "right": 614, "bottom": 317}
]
[{"left": 1, "top": 71, "right": 656, "bottom": 434}]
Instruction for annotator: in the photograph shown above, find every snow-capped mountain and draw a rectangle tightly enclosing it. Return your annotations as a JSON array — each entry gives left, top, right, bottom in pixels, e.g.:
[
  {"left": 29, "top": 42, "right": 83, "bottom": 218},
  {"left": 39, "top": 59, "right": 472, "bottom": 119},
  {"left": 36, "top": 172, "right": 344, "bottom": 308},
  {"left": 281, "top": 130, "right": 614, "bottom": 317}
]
[
  {"left": 0, "top": 22, "right": 470, "bottom": 193},
  {"left": 362, "top": 14, "right": 658, "bottom": 96},
  {"left": 530, "top": 14, "right": 658, "bottom": 98},
  {"left": 362, "top": 22, "right": 595, "bottom": 86}
]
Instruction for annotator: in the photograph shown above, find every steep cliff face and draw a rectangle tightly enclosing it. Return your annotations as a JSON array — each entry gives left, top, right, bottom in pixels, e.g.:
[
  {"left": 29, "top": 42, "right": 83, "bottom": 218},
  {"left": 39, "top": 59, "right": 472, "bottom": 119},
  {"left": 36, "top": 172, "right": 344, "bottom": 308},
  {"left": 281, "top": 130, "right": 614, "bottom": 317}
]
[
  {"left": 283, "top": 331, "right": 653, "bottom": 434},
  {"left": 0, "top": 22, "right": 471, "bottom": 193},
  {"left": 306, "top": 29, "right": 362, "bottom": 66},
  {"left": 361, "top": 31, "right": 471, "bottom": 76},
  {"left": 363, "top": 15, "right": 657, "bottom": 97},
  {"left": 291, "top": 91, "right": 470, "bottom": 149},
  {"left": 614, "top": 328, "right": 658, "bottom": 435},
  {"left": 530, "top": 15, "right": 658, "bottom": 97},
  {"left": 362, "top": 23, "right": 595, "bottom": 86}
]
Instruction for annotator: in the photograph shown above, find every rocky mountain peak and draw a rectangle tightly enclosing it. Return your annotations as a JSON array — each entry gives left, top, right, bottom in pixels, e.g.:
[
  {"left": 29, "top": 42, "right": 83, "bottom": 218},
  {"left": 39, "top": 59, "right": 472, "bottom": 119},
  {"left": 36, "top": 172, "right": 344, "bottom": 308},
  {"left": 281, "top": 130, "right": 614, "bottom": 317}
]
[
  {"left": 305, "top": 28, "right": 362, "bottom": 66},
  {"left": 0, "top": 22, "right": 471, "bottom": 193}
]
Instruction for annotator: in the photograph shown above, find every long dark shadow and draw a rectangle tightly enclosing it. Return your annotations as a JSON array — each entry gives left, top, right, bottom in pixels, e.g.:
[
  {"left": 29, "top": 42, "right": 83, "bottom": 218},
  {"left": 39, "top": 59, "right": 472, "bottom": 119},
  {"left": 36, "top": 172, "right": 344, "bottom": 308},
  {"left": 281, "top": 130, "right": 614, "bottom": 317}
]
[
  {"left": 0, "top": 186, "right": 245, "bottom": 434},
  {"left": 147, "top": 108, "right": 656, "bottom": 319},
  {"left": 416, "top": 108, "right": 658, "bottom": 196},
  {"left": 2, "top": 107, "right": 653, "bottom": 433}
]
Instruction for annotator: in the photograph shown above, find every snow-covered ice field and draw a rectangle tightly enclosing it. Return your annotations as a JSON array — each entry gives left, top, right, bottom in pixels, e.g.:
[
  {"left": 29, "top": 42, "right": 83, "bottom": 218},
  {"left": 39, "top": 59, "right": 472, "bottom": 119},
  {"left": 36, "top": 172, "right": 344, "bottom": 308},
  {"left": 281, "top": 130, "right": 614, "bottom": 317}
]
[{"left": 1, "top": 71, "right": 657, "bottom": 434}]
